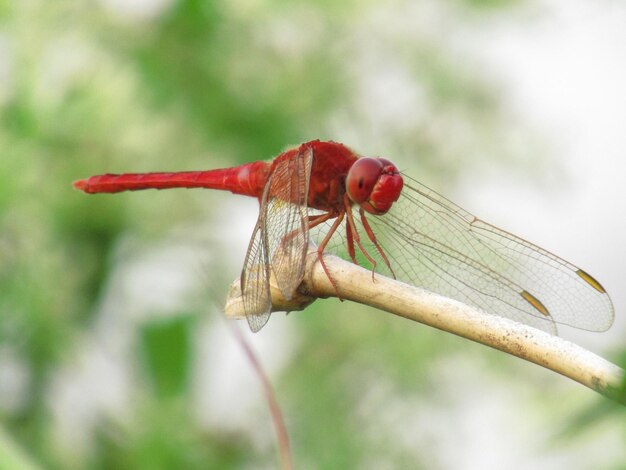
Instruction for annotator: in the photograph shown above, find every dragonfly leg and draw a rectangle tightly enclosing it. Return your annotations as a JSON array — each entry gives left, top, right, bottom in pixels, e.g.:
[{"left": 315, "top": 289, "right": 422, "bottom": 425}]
[
  {"left": 307, "top": 208, "right": 360, "bottom": 264},
  {"left": 343, "top": 195, "right": 378, "bottom": 281},
  {"left": 313, "top": 211, "right": 345, "bottom": 300},
  {"left": 345, "top": 219, "right": 358, "bottom": 265},
  {"left": 306, "top": 213, "right": 331, "bottom": 228},
  {"left": 359, "top": 208, "right": 396, "bottom": 279},
  {"left": 277, "top": 212, "right": 333, "bottom": 252}
]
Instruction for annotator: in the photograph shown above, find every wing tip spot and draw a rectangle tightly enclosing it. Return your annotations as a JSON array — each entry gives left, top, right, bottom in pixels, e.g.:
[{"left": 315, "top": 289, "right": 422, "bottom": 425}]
[
  {"left": 576, "top": 269, "right": 606, "bottom": 293},
  {"left": 520, "top": 290, "right": 550, "bottom": 317}
]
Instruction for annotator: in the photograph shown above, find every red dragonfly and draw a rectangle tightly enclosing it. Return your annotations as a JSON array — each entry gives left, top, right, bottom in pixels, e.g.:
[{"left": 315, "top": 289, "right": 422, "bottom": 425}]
[{"left": 74, "top": 140, "right": 614, "bottom": 334}]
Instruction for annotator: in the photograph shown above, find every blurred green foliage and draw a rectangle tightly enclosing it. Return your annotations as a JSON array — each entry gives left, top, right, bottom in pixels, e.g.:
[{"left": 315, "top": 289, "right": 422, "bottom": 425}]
[
  {"left": 1, "top": 0, "right": 624, "bottom": 469},
  {"left": 140, "top": 315, "right": 195, "bottom": 399}
]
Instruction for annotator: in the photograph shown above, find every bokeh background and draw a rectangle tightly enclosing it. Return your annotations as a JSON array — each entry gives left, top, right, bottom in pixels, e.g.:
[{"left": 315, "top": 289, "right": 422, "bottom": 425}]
[{"left": 1, "top": 0, "right": 626, "bottom": 468}]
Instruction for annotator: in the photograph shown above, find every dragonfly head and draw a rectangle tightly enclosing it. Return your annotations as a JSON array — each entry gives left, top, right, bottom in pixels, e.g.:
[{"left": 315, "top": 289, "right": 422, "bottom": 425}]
[{"left": 346, "top": 157, "right": 404, "bottom": 215}]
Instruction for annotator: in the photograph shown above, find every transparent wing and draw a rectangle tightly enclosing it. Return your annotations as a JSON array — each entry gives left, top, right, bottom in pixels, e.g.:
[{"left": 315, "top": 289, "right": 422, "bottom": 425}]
[
  {"left": 240, "top": 146, "right": 313, "bottom": 332},
  {"left": 241, "top": 199, "right": 272, "bottom": 333},
  {"left": 265, "top": 146, "right": 313, "bottom": 299},
  {"left": 309, "top": 174, "right": 614, "bottom": 334},
  {"left": 366, "top": 175, "right": 614, "bottom": 334}
]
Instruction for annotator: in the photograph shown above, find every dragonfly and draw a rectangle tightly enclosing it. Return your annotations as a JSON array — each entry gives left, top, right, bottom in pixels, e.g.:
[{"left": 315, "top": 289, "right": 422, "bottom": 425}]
[{"left": 74, "top": 140, "right": 614, "bottom": 334}]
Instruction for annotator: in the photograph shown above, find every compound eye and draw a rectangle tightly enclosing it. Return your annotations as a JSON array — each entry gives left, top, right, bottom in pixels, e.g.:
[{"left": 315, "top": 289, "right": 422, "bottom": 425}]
[{"left": 346, "top": 158, "right": 383, "bottom": 204}]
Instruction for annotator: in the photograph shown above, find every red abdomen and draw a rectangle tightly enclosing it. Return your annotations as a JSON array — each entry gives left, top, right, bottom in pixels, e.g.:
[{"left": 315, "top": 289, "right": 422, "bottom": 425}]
[{"left": 73, "top": 161, "right": 271, "bottom": 198}]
